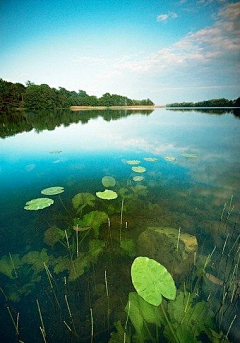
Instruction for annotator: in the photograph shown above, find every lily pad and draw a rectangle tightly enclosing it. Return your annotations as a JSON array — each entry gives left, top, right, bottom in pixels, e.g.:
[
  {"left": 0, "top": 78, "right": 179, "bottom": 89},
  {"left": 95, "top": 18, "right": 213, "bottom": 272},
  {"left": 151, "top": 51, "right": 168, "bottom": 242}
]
[
  {"left": 181, "top": 153, "right": 199, "bottom": 158},
  {"left": 126, "top": 160, "right": 141, "bottom": 165},
  {"left": 96, "top": 189, "right": 118, "bottom": 200},
  {"left": 164, "top": 156, "right": 176, "bottom": 162},
  {"left": 131, "top": 256, "right": 176, "bottom": 306},
  {"left": 24, "top": 198, "right": 54, "bottom": 210},
  {"left": 49, "top": 150, "right": 62, "bottom": 154},
  {"left": 102, "top": 176, "right": 116, "bottom": 188},
  {"left": 133, "top": 176, "right": 144, "bottom": 182},
  {"left": 143, "top": 157, "right": 158, "bottom": 162},
  {"left": 132, "top": 166, "right": 146, "bottom": 173},
  {"left": 41, "top": 186, "right": 64, "bottom": 195}
]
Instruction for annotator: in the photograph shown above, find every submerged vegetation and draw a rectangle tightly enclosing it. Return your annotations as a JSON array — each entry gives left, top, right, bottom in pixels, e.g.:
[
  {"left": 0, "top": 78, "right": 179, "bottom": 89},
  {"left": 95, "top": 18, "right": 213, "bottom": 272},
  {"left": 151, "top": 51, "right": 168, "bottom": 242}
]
[{"left": 0, "top": 153, "right": 239, "bottom": 343}]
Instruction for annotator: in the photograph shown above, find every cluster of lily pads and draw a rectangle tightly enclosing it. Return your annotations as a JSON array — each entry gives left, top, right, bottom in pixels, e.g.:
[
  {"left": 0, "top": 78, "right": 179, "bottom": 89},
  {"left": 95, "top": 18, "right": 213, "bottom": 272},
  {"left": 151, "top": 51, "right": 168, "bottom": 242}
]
[
  {"left": 125, "top": 157, "right": 158, "bottom": 183},
  {"left": 24, "top": 186, "right": 64, "bottom": 210}
]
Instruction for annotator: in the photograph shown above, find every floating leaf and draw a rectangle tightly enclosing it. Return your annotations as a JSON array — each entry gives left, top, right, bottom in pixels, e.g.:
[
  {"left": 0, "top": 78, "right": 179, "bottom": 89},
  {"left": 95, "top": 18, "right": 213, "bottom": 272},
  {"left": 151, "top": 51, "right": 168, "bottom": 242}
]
[
  {"left": 131, "top": 257, "right": 176, "bottom": 306},
  {"left": 96, "top": 189, "right": 118, "bottom": 200},
  {"left": 133, "top": 176, "right": 144, "bottom": 182},
  {"left": 181, "top": 153, "right": 199, "bottom": 158},
  {"left": 102, "top": 176, "right": 116, "bottom": 188},
  {"left": 164, "top": 156, "right": 176, "bottom": 162},
  {"left": 49, "top": 150, "right": 62, "bottom": 154},
  {"left": 41, "top": 186, "right": 64, "bottom": 195},
  {"left": 126, "top": 160, "right": 141, "bottom": 165},
  {"left": 132, "top": 166, "right": 146, "bottom": 173},
  {"left": 24, "top": 198, "right": 54, "bottom": 210},
  {"left": 143, "top": 157, "right": 158, "bottom": 162}
]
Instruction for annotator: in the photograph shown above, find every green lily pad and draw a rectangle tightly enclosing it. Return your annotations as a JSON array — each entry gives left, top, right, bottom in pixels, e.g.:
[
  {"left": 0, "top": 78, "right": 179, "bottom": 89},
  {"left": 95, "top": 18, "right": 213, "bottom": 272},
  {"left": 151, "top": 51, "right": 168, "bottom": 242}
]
[
  {"left": 133, "top": 176, "right": 144, "bottom": 182},
  {"left": 143, "top": 157, "right": 158, "bottom": 162},
  {"left": 24, "top": 198, "right": 54, "bottom": 210},
  {"left": 96, "top": 189, "right": 118, "bottom": 200},
  {"left": 49, "top": 150, "right": 62, "bottom": 154},
  {"left": 164, "top": 156, "right": 176, "bottom": 162},
  {"left": 132, "top": 166, "right": 146, "bottom": 173},
  {"left": 126, "top": 160, "right": 141, "bottom": 165},
  {"left": 131, "top": 256, "right": 176, "bottom": 306},
  {"left": 102, "top": 176, "right": 116, "bottom": 188},
  {"left": 181, "top": 153, "right": 199, "bottom": 158},
  {"left": 41, "top": 186, "right": 64, "bottom": 195}
]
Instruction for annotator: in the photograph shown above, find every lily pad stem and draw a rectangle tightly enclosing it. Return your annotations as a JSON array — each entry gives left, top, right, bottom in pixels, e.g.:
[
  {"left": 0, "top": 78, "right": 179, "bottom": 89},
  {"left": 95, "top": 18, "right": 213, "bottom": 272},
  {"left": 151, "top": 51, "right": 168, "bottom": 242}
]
[{"left": 160, "top": 302, "right": 181, "bottom": 343}]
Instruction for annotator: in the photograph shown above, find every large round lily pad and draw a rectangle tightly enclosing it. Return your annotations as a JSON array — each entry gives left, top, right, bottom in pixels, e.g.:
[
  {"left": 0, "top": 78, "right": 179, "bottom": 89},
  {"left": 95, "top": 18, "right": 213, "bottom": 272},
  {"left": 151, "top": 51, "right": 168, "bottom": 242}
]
[
  {"left": 96, "top": 189, "right": 118, "bottom": 200},
  {"left": 132, "top": 166, "right": 146, "bottom": 173},
  {"left": 24, "top": 198, "right": 54, "bottom": 210},
  {"left": 41, "top": 186, "right": 64, "bottom": 195},
  {"left": 102, "top": 176, "right": 116, "bottom": 188},
  {"left": 131, "top": 256, "right": 176, "bottom": 306}
]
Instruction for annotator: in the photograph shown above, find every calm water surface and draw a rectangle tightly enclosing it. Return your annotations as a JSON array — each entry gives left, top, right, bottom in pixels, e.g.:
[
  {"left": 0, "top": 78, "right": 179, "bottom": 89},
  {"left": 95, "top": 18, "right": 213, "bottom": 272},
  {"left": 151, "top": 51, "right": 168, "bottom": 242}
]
[{"left": 0, "top": 108, "right": 239, "bottom": 342}]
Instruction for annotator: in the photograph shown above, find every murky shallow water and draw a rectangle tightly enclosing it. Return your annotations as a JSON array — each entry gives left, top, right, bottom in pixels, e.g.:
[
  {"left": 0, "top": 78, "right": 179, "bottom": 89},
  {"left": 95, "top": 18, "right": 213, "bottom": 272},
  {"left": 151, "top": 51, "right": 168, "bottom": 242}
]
[{"left": 0, "top": 108, "right": 239, "bottom": 342}]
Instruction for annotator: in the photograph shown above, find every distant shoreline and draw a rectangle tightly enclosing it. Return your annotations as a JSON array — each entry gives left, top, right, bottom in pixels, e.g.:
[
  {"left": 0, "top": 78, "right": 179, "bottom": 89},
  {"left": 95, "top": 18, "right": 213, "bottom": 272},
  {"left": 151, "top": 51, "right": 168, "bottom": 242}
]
[{"left": 71, "top": 105, "right": 165, "bottom": 111}]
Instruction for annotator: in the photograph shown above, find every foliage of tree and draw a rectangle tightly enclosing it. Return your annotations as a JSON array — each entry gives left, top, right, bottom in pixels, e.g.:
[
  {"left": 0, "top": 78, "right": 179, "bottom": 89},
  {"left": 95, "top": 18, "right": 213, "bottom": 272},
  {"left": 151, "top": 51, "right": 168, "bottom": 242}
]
[
  {"left": 166, "top": 97, "right": 240, "bottom": 108},
  {"left": 0, "top": 78, "right": 154, "bottom": 111}
]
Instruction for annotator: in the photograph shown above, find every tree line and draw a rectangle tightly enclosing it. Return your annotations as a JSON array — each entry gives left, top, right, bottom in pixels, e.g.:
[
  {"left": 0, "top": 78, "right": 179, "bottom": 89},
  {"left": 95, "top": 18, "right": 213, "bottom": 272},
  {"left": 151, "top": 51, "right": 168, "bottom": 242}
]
[
  {"left": 166, "top": 97, "right": 240, "bottom": 108},
  {"left": 0, "top": 78, "right": 154, "bottom": 111}
]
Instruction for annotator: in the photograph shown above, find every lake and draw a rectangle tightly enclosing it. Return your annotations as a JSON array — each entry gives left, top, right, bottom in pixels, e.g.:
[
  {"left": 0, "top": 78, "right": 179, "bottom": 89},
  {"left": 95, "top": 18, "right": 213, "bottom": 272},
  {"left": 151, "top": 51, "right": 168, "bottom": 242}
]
[{"left": 0, "top": 108, "right": 240, "bottom": 343}]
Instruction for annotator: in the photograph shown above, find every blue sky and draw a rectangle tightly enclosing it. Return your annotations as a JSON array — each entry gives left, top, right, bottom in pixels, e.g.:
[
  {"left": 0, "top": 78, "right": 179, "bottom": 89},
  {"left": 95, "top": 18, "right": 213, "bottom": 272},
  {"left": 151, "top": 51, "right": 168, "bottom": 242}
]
[{"left": 0, "top": 0, "right": 240, "bottom": 104}]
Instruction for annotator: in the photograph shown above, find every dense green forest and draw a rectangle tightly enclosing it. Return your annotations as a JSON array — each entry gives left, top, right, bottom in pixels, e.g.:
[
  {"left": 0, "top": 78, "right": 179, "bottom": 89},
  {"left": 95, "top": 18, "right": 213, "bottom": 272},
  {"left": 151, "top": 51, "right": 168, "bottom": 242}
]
[
  {"left": 0, "top": 78, "right": 154, "bottom": 111},
  {"left": 166, "top": 97, "right": 240, "bottom": 108}
]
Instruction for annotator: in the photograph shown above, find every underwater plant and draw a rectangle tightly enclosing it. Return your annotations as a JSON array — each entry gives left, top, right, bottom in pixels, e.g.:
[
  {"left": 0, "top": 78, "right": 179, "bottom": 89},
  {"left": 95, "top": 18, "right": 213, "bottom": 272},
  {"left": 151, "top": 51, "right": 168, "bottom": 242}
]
[
  {"left": 72, "top": 192, "right": 96, "bottom": 213},
  {"left": 102, "top": 176, "right": 116, "bottom": 188},
  {"left": 132, "top": 166, "right": 146, "bottom": 173}
]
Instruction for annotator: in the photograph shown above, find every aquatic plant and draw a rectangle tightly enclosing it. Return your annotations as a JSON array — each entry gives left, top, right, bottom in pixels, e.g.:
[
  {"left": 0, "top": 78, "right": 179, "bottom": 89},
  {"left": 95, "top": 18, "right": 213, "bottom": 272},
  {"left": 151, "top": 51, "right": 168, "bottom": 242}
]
[
  {"left": 102, "top": 176, "right": 116, "bottom": 188},
  {"left": 96, "top": 189, "right": 118, "bottom": 200},
  {"left": 41, "top": 186, "right": 64, "bottom": 195},
  {"left": 120, "top": 239, "right": 137, "bottom": 258},
  {"left": 76, "top": 210, "right": 108, "bottom": 237},
  {"left": 24, "top": 198, "right": 54, "bottom": 210},
  {"left": 43, "top": 226, "right": 65, "bottom": 247},
  {"left": 133, "top": 176, "right": 144, "bottom": 182},
  {"left": 0, "top": 254, "right": 22, "bottom": 279},
  {"left": 164, "top": 156, "right": 176, "bottom": 162},
  {"left": 181, "top": 153, "right": 198, "bottom": 158},
  {"left": 131, "top": 257, "right": 176, "bottom": 306},
  {"left": 72, "top": 192, "right": 95, "bottom": 213},
  {"left": 143, "top": 157, "right": 158, "bottom": 162},
  {"left": 21, "top": 248, "right": 51, "bottom": 274},
  {"left": 132, "top": 166, "right": 146, "bottom": 173},
  {"left": 126, "top": 160, "right": 141, "bottom": 165}
]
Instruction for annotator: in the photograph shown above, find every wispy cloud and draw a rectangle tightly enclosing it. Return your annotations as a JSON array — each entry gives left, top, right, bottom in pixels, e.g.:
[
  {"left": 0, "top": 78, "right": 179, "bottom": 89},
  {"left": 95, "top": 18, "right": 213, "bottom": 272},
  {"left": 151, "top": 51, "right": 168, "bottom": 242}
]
[{"left": 157, "top": 12, "right": 178, "bottom": 22}]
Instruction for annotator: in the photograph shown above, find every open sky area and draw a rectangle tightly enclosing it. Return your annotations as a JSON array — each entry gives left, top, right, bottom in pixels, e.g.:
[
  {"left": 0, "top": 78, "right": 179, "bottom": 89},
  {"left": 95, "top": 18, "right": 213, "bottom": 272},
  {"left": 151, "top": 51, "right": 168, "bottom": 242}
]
[{"left": 0, "top": 0, "right": 240, "bottom": 105}]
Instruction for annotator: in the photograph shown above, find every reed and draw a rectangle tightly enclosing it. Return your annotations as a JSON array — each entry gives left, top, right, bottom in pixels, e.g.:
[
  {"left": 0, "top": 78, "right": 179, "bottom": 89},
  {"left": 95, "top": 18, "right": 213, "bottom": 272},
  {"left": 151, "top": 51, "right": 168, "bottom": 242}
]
[
  {"left": 90, "top": 307, "right": 94, "bottom": 343},
  {"left": 7, "top": 306, "right": 20, "bottom": 337},
  {"left": 36, "top": 299, "right": 48, "bottom": 343},
  {"left": 64, "top": 294, "right": 78, "bottom": 336},
  {"left": 65, "top": 229, "right": 76, "bottom": 279},
  {"left": 104, "top": 269, "right": 110, "bottom": 333},
  {"left": 43, "top": 262, "right": 61, "bottom": 310}
]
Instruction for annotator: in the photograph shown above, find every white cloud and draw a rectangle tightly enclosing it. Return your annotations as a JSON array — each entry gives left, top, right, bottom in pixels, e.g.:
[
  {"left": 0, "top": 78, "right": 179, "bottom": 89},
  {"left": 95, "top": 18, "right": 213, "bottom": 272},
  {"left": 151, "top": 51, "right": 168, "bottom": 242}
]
[{"left": 157, "top": 12, "right": 178, "bottom": 22}]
